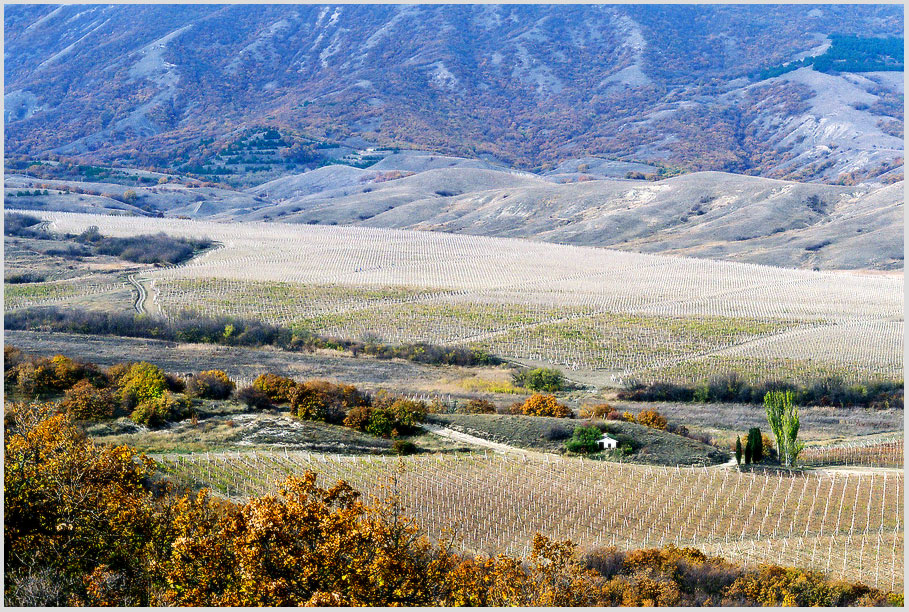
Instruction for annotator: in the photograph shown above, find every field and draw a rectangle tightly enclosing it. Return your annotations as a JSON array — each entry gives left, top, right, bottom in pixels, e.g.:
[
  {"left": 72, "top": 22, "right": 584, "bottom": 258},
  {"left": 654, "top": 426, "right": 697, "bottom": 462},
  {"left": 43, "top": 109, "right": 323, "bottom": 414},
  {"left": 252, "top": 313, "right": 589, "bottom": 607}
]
[
  {"left": 154, "top": 451, "right": 904, "bottom": 592},
  {"left": 801, "top": 435, "right": 904, "bottom": 469},
  {"left": 24, "top": 211, "right": 903, "bottom": 387},
  {"left": 427, "top": 413, "right": 728, "bottom": 465}
]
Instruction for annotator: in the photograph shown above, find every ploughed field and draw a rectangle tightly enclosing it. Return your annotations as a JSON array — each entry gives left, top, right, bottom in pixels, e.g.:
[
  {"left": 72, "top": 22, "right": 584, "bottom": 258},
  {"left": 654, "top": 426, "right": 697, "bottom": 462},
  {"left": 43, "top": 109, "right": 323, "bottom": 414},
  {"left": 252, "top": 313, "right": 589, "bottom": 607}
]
[
  {"left": 155, "top": 450, "right": 904, "bottom": 592},
  {"left": 23, "top": 211, "right": 905, "bottom": 386}
]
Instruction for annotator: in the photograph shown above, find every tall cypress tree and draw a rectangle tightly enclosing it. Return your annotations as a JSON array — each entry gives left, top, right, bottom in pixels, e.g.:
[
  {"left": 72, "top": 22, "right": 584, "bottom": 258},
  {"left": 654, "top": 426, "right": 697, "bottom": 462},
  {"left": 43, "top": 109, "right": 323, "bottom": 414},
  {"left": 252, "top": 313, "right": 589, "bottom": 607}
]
[
  {"left": 735, "top": 436, "right": 742, "bottom": 466},
  {"left": 750, "top": 427, "right": 764, "bottom": 462},
  {"left": 744, "top": 435, "right": 753, "bottom": 465}
]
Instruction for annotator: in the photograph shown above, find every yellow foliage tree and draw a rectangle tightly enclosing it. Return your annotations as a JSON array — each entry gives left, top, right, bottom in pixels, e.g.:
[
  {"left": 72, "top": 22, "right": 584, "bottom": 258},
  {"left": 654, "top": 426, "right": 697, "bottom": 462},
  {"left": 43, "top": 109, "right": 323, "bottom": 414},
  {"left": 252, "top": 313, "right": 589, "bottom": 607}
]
[{"left": 521, "top": 394, "right": 572, "bottom": 418}]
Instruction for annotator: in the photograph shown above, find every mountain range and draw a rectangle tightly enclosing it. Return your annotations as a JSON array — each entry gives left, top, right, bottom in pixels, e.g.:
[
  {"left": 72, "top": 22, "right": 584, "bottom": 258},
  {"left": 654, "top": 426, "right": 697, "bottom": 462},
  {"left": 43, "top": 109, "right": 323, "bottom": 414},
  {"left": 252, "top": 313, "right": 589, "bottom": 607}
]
[{"left": 4, "top": 4, "right": 904, "bottom": 183}]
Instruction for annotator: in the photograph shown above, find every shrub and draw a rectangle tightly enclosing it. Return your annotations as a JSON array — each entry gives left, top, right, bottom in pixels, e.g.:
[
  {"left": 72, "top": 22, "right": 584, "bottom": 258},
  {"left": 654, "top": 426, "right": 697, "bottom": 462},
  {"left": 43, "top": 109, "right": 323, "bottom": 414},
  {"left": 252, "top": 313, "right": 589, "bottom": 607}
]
[
  {"left": 4, "top": 346, "right": 27, "bottom": 371},
  {"left": 116, "top": 362, "right": 169, "bottom": 408},
  {"left": 635, "top": 409, "right": 668, "bottom": 430},
  {"left": 461, "top": 399, "right": 496, "bottom": 414},
  {"left": 291, "top": 380, "right": 368, "bottom": 424},
  {"left": 6, "top": 272, "right": 47, "bottom": 284},
  {"left": 512, "top": 367, "right": 565, "bottom": 392},
  {"left": 343, "top": 395, "right": 426, "bottom": 437},
  {"left": 579, "top": 403, "right": 612, "bottom": 419},
  {"left": 499, "top": 402, "right": 524, "bottom": 415},
  {"left": 621, "top": 411, "right": 636, "bottom": 423},
  {"left": 4, "top": 212, "right": 50, "bottom": 238},
  {"left": 564, "top": 426, "right": 602, "bottom": 454},
  {"left": 252, "top": 373, "right": 297, "bottom": 404},
  {"left": 6, "top": 354, "right": 105, "bottom": 397},
  {"left": 236, "top": 386, "right": 271, "bottom": 410},
  {"left": 521, "top": 394, "right": 572, "bottom": 418},
  {"left": 130, "top": 393, "right": 194, "bottom": 428},
  {"left": 605, "top": 410, "right": 624, "bottom": 421},
  {"left": 581, "top": 546, "right": 625, "bottom": 579},
  {"left": 61, "top": 381, "right": 117, "bottom": 420},
  {"left": 185, "top": 370, "right": 235, "bottom": 400},
  {"left": 392, "top": 439, "right": 418, "bottom": 455},
  {"left": 343, "top": 406, "right": 372, "bottom": 431},
  {"left": 543, "top": 423, "right": 572, "bottom": 441}
]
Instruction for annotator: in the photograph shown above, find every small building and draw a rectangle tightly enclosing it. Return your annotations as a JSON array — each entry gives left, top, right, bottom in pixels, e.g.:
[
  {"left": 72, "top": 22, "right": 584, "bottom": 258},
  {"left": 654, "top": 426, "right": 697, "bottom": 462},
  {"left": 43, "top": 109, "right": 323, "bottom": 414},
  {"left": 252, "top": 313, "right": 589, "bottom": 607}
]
[{"left": 598, "top": 434, "right": 618, "bottom": 450}]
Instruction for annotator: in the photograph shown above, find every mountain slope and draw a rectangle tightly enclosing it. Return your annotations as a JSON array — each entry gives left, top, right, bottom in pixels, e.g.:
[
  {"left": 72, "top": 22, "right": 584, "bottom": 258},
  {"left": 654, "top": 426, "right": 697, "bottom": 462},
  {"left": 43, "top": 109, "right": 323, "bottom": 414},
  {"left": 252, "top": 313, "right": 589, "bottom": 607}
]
[{"left": 4, "top": 5, "right": 903, "bottom": 182}]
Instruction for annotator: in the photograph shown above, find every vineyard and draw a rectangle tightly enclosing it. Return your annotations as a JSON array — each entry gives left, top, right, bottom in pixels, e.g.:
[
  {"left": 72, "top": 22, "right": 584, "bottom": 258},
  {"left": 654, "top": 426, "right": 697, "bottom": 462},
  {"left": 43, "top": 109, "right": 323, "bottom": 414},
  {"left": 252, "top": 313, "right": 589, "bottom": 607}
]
[
  {"left": 4, "top": 274, "right": 128, "bottom": 311},
  {"left": 29, "top": 211, "right": 904, "bottom": 383},
  {"left": 801, "top": 436, "right": 904, "bottom": 469},
  {"left": 154, "top": 451, "right": 904, "bottom": 592}
]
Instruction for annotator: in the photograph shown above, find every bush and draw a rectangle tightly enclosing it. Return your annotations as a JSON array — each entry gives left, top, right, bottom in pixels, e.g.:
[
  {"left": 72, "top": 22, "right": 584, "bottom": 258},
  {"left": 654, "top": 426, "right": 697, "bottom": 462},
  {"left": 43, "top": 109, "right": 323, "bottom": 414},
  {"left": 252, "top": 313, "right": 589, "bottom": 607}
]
[
  {"left": 512, "top": 367, "right": 565, "bottom": 392},
  {"left": 635, "top": 409, "right": 668, "bottom": 430},
  {"left": 343, "top": 395, "right": 427, "bottom": 437},
  {"left": 543, "top": 423, "right": 572, "bottom": 441},
  {"left": 6, "top": 272, "right": 47, "bottom": 284},
  {"left": 61, "top": 381, "right": 117, "bottom": 420},
  {"left": 499, "top": 402, "right": 524, "bottom": 415},
  {"left": 236, "top": 386, "right": 271, "bottom": 410},
  {"left": 564, "top": 426, "right": 602, "bottom": 454},
  {"left": 520, "top": 394, "right": 572, "bottom": 418},
  {"left": 579, "top": 403, "right": 612, "bottom": 419},
  {"left": 116, "top": 362, "right": 169, "bottom": 408},
  {"left": 252, "top": 373, "right": 297, "bottom": 404},
  {"left": 392, "top": 439, "right": 418, "bottom": 455},
  {"left": 291, "top": 380, "right": 368, "bottom": 423},
  {"left": 4, "top": 212, "right": 48, "bottom": 238},
  {"left": 185, "top": 370, "right": 235, "bottom": 400},
  {"left": 130, "top": 393, "right": 194, "bottom": 428},
  {"left": 342, "top": 405, "right": 372, "bottom": 431},
  {"left": 6, "top": 353, "right": 106, "bottom": 397},
  {"left": 461, "top": 399, "right": 496, "bottom": 414}
]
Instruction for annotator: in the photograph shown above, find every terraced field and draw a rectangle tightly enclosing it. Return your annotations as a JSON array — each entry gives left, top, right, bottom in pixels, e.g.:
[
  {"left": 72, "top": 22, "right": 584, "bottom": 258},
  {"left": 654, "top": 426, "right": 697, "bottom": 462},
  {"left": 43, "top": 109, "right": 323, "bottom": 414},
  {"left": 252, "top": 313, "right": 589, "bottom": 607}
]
[
  {"left": 31, "top": 211, "right": 904, "bottom": 384},
  {"left": 155, "top": 451, "right": 904, "bottom": 592}
]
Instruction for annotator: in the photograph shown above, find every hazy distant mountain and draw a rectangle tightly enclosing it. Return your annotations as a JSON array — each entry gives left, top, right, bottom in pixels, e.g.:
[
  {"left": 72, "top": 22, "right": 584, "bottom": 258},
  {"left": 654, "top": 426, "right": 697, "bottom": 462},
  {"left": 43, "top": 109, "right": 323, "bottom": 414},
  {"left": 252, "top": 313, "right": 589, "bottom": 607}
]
[{"left": 4, "top": 5, "right": 903, "bottom": 183}]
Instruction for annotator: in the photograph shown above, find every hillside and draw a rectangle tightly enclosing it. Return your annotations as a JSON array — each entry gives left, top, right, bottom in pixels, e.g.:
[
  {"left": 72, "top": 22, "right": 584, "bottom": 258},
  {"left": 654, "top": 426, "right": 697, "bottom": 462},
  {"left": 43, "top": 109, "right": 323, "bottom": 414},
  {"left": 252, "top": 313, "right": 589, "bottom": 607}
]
[
  {"left": 6, "top": 154, "right": 903, "bottom": 271},
  {"left": 227, "top": 165, "right": 904, "bottom": 270},
  {"left": 4, "top": 5, "right": 903, "bottom": 183}
]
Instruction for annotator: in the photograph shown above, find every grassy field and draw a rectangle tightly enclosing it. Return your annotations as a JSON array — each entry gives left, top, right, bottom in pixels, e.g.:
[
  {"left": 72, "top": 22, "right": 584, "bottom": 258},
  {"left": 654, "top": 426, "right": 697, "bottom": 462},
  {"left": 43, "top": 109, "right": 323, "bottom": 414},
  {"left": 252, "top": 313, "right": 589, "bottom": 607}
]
[
  {"left": 22, "top": 210, "right": 901, "bottom": 387},
  {"left": 153, "top": 451, "right": 904, "bottom": 592}
]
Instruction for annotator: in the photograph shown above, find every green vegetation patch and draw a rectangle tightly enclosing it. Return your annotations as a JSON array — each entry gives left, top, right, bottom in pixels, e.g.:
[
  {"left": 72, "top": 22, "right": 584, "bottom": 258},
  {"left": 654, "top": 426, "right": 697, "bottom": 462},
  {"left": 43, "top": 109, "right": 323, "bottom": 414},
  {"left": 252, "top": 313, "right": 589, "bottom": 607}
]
[{"left": 757, "top": 35, "right": 903, "bottom": 80}]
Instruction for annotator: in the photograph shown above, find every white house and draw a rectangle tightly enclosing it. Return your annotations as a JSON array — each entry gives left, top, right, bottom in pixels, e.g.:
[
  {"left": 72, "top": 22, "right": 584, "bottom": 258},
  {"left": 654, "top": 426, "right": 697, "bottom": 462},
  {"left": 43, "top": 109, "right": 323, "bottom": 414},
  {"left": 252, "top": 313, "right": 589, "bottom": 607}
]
[{"left": 598, "top": 434, "right": 618, "bottom": 450}]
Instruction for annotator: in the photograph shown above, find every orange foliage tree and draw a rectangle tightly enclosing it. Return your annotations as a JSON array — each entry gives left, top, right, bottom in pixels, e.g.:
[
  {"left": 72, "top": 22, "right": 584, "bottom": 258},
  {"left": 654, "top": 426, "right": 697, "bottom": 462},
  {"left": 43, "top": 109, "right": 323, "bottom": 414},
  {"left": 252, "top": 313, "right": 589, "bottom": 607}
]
[{"left": 521, "top": 394, "right": 572, "bottom": 418}]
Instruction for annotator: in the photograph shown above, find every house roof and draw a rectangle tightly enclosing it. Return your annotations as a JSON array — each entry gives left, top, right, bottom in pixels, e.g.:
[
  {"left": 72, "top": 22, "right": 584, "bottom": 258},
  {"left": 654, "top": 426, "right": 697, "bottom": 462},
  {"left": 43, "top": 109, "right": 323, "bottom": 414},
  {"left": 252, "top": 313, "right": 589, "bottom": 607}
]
[{"left": 599, "top": 433, "right": 617, "bottom": 441}]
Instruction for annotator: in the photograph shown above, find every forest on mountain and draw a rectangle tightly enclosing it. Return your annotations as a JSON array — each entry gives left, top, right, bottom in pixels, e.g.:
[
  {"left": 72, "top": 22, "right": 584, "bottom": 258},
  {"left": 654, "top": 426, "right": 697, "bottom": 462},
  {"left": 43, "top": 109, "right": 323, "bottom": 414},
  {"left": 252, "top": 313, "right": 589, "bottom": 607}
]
[{"left": 4, "top": 5, "right": 903, "bottom": 182}]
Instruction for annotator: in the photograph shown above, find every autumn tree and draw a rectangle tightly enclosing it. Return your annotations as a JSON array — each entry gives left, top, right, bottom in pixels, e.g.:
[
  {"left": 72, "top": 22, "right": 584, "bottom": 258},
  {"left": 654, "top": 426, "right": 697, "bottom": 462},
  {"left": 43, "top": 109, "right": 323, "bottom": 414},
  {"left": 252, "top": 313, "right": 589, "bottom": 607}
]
[
  {"left": 635, "top": 409, "right": 668, "bottom": 430},
  {"left": 252, "top": 373, "right": 297, "bottom": 404},
  {"left": 61, "top": 380, "right": 117, "bottom": 420},
  {"left": 521, "top": 394, "right": 572, "bottom": 418},
  {"left": 185, "top": 369, "right": 235, "bottom": 400}
]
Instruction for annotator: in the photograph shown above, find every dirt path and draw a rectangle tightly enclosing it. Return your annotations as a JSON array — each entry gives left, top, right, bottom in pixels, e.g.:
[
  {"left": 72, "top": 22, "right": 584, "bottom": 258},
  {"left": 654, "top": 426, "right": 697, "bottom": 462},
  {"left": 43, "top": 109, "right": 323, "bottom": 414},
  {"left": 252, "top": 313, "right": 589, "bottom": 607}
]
[
  {"left": 126, "top": 274, "right": 149, "bottom": 314},
  {"left": 422, "top": 423, "right": 530, "bottom": 456}
]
